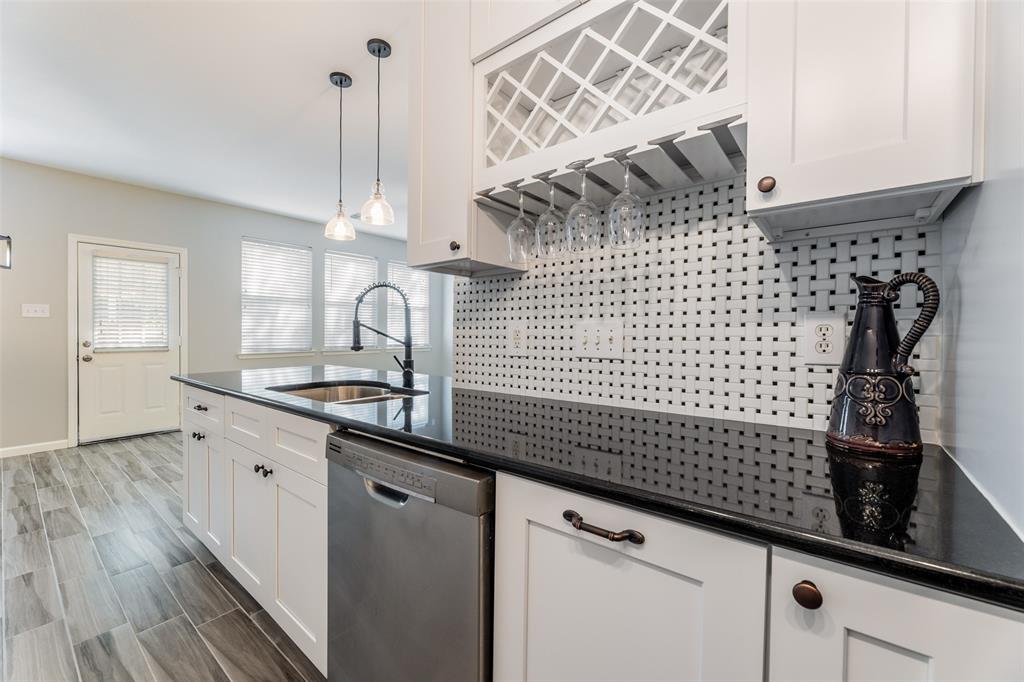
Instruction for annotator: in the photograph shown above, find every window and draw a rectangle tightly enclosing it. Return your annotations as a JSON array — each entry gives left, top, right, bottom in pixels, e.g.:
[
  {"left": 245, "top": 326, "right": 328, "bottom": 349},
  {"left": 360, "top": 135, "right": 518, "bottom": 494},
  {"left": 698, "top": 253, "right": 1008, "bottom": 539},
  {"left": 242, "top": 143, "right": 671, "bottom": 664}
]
[
  {"left": 324, "top": 251, "right": 378, "bottom": 349},
  {"left": 241, "top": 239, "right": 312, "bottom": 353},
  {"left": 92, "top": 256, "right": 169, "bottom": 350},
  {"left": 386, "top": 262, "right": 430, "bottom": 347}
]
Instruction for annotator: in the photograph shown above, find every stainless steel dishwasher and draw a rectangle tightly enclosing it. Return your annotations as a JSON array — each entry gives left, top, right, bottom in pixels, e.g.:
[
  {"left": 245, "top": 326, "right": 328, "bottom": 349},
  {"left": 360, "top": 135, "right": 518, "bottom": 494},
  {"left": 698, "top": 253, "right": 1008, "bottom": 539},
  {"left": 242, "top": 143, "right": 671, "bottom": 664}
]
[{"left": 327, "top": 433, "right": 494, "bottom": 682}]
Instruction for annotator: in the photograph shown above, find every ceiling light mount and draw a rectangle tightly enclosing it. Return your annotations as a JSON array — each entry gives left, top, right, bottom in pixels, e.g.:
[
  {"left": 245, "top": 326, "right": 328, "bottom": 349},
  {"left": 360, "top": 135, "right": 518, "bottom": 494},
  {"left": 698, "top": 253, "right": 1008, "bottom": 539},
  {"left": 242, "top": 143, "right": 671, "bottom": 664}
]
[
  {"left": 329, "top": 72, "right": 352, "bottom": 89},
  {"left": 366, "top": 38, "right": 391, "bottom": 59}
]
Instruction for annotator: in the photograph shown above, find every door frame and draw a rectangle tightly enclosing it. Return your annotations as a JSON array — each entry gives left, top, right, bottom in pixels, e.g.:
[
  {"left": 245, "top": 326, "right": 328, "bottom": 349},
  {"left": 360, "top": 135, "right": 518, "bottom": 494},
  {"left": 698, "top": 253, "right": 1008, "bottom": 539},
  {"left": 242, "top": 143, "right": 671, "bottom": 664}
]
[{"left": 67, "top": 234, "right": 189, "bottom": 447}]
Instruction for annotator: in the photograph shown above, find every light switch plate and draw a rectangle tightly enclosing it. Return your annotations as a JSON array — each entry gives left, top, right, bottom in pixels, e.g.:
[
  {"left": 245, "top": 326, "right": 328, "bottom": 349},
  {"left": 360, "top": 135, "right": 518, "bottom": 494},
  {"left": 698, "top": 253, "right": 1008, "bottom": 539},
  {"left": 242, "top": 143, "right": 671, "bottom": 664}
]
[
  {"left": 21, "top": 303, "right": 50, "bottom": 318},
  {"left": 507, "top": 322, "right": 528, "bottom": 357},
  {"left": 804, "top": 313, "right": 846, "bottom": 365},
  {"left": 574, "top": 318, "right": 624, "bottom": 359}
]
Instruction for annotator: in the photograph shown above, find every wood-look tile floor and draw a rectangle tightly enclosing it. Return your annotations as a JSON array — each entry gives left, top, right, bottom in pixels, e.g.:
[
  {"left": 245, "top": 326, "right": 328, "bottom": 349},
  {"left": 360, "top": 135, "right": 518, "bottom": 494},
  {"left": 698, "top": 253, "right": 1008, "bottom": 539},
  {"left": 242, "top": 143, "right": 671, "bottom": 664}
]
[{"left": 1, "top": 433, "right": 326, "bottom": 682}]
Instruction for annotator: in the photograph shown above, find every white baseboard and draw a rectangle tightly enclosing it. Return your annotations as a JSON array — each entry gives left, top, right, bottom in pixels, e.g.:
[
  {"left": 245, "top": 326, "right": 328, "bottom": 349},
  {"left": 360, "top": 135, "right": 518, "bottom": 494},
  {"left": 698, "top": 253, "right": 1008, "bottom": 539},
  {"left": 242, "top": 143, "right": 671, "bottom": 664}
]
[{"left": 0, "top": 439, "right": 69, "bottom": 458}]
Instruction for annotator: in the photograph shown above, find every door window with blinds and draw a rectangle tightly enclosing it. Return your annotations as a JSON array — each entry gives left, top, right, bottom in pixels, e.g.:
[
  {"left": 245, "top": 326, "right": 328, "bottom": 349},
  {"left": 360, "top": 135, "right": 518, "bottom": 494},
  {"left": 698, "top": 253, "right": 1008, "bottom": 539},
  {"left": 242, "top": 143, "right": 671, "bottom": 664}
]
[
  {"left": 92, "top": 256, "right": 170, "bottom": 350},
  {"left": 241, "top": 239, "right": 313, "bottom": 353},
  {"left": 324, "top": 251, "right": 378, "bottom": 349},
  {"left": 387, "top": 262, "right": 430, "bottom": 348}
]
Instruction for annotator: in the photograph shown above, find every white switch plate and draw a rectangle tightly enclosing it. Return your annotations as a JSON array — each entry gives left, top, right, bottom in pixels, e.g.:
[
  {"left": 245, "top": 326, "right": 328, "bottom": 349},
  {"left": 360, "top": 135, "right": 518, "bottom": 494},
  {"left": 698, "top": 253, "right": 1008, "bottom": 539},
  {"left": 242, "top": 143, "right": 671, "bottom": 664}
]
[
  {"left": 804, "top": 313, "right": 846, "bottom": 365},
  {"left": 21, "top": 303, "right": 50, "bottom": 318},
  {"left": 507, "top": 322, "right": 528, "bottom": 357},
  {"left": 574, "top": 318, "right": 624, "bottom": 359}
]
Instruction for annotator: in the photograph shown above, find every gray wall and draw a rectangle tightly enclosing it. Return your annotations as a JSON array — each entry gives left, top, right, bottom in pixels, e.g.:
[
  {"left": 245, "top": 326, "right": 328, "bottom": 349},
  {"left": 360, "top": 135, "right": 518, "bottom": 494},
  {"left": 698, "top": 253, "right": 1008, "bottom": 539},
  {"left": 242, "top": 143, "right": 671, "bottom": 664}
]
[
  {"left": 0, "top": 158, "right": 453, "bottom": 450},
  {"left": 940, "top": 0, "right": 1024, "bottom": 536}
]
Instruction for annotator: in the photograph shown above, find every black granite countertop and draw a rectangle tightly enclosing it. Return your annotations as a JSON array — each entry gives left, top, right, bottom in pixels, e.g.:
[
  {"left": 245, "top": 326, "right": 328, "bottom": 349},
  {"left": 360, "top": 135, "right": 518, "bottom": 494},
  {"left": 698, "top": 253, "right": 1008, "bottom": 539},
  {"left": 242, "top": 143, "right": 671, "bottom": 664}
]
[{"left": 173, "top": 365, "right": 1024, "bottom": 611}]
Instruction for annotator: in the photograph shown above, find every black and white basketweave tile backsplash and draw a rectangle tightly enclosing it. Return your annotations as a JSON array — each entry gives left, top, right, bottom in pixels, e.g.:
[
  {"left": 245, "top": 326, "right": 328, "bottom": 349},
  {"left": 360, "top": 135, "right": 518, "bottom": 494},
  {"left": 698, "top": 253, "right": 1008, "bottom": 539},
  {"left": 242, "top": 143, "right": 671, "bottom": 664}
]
[{"left": 453, "top": 175, "right": 942, "bottom": 441}]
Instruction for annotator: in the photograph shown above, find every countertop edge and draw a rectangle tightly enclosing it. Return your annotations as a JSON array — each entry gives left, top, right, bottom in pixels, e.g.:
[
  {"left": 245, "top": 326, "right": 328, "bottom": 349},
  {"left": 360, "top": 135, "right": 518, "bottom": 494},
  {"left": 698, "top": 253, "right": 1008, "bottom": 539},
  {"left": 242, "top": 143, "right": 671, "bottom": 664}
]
[{"left": 173, "top": 374, "right": 1024, "bottom": 614}]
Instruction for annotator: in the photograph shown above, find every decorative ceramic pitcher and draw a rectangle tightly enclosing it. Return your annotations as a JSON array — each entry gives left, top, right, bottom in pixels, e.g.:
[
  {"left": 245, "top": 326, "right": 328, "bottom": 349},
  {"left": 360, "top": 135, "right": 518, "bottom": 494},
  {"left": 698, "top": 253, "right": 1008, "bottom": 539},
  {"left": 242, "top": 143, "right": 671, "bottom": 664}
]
[{"left": 826, "top": 273, "right": 939, "bottom": 456}]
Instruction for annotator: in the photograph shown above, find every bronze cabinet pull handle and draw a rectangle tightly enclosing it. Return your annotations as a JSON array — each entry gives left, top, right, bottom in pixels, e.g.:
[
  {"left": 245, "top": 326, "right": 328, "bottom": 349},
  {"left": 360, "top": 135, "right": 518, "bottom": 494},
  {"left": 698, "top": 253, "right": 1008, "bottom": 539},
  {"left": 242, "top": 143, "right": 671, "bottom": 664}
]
[{"left": 562, "top": 509, "right": 645, "bottom": 545}]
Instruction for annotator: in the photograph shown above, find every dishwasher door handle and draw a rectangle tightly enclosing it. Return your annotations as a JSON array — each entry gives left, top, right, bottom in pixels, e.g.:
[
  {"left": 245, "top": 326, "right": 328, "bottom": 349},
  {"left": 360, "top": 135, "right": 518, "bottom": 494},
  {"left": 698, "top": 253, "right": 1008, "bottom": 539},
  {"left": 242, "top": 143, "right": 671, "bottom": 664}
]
[{"left": 363, "top": 478, "right": 409, "bottom": 508}]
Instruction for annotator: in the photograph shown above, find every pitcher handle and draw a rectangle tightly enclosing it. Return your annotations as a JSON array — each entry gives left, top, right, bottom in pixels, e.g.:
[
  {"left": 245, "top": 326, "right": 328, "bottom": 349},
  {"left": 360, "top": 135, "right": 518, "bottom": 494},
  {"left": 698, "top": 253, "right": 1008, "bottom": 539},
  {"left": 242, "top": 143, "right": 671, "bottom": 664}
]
[{"left": 885, "top": 272, "right": 940, "bottom": 374}]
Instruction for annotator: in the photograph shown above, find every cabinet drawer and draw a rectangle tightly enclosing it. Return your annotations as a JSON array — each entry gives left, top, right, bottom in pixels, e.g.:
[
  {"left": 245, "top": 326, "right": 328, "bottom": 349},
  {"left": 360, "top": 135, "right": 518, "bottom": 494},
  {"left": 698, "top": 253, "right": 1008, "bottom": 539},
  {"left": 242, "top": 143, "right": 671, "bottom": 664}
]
[
  {"left": 770, "top": 548, "right": 1024, "bottom": 681},
  {"left": 494, "top": 474, "right": 767, "bottom": 681},
  {"left": 223, "top": 397, "right": 332, "bottom": 485},
  {"left": 183, "top": 387, "right": 224, "bottom": 434},
  {"left": 224, "top": 397, "right": 270, "bottom": 454}
]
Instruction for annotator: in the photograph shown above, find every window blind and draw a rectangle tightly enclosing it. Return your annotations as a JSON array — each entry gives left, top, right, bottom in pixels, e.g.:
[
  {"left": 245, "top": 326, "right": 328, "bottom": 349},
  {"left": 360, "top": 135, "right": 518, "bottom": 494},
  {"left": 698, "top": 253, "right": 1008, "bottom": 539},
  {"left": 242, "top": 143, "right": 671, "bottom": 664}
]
[
  {"left": 93, "top": 256, "right": 170, "bottom": 350},
  {"left": 386, "top": 262, "right": 430, "bottom": 347},
  {"left": 241, "top": 239, "right": 312, "bottom": 353},
  {"left": 324, "top": 251, "right": 378, "bottom": 349}
]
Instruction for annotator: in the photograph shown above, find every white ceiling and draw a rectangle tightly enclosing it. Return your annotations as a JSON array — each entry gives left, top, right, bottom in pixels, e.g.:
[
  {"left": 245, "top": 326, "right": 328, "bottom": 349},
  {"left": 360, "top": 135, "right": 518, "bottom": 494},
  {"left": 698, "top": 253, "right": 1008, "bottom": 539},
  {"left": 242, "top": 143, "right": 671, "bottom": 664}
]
[{"left": 1, "top": 0, "right": 420, "bottom": 240}]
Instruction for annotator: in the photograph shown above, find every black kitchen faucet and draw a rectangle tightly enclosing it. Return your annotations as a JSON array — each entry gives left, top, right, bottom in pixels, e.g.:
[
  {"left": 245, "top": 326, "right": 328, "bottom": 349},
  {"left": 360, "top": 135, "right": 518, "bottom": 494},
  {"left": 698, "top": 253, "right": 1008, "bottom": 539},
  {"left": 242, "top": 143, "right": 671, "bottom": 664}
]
[{"left": 350, "top": 281, "right": 414, "bottom": 389}]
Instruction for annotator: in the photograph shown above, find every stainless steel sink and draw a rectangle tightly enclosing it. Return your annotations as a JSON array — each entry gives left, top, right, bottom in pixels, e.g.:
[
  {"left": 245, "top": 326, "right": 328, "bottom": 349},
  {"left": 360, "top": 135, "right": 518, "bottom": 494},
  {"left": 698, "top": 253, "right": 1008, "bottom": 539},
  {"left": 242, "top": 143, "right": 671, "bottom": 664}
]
[{"left": 267, "top": 381, "right": 426, "bottom": 405}]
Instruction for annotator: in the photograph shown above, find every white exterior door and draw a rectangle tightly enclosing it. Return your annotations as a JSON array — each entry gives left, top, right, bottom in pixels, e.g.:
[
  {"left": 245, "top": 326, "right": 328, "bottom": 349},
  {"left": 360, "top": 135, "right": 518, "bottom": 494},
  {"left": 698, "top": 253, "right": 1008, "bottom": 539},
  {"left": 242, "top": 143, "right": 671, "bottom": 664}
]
[
  {"left": 494, "top": 474, "right": 767, "bottom": 682},
  {"left": 77, "top": 243, "right": 181, "bottom": 442}
]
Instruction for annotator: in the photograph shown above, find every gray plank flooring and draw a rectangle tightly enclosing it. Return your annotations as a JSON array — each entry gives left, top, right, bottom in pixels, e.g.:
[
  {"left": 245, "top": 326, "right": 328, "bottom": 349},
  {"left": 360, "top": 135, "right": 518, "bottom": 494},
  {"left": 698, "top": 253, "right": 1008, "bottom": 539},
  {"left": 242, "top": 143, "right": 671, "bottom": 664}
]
[{"left": 2, "top": 432, "right": 324, "bottom": 681}]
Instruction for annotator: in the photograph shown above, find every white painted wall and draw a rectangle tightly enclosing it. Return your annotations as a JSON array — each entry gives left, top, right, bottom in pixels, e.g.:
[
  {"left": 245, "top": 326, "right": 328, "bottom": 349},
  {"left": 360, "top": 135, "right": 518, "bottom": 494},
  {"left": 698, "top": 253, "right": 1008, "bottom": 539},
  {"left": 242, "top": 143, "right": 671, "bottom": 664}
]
[
  {"left": 0, "top": 158, "right": 453, "bottom": 451},
  {"left": 941, "top": 0, "right": 1024, "bottom": 536}
]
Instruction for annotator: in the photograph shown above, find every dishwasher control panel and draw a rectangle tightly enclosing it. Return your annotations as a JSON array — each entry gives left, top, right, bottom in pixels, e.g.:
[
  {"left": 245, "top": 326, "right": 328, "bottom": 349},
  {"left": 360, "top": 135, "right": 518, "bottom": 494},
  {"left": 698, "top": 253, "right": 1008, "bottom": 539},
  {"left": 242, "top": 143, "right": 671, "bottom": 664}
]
[{"left": 340, "top": 449, "right": 437, "bottom": 500}]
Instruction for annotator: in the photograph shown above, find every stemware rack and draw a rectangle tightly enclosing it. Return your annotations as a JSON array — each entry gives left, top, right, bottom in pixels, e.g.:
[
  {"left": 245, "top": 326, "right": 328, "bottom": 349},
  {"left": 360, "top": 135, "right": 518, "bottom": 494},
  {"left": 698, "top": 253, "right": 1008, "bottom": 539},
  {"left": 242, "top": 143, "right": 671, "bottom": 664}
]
[
  {"left": 474, "top": 111, "right": 747, "bottom": 219},
  {"left": 470, "top": 0, "right": 748, "bottom": 221}
]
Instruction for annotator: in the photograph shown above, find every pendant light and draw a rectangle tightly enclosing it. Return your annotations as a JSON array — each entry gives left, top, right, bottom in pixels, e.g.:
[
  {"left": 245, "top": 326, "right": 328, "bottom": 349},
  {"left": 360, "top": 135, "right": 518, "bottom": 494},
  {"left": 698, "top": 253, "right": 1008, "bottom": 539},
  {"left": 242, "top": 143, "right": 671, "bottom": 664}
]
[
  {"left": 360, "top": 38, "right": 395, "bottom": 226},
  {"left": 325, "top": 71, "right": 356, "bottom": 241}
]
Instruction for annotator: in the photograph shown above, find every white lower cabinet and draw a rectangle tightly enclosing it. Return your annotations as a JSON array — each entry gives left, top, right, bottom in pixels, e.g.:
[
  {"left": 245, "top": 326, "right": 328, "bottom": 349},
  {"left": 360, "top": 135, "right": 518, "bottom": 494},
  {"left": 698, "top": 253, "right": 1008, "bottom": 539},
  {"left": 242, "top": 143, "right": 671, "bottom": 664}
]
[
  {"left": 263, "top": 462, "right": 327, "bottom": 672},
  {"left": 494, "top": 474, "right": 767, "bottom": 682},
  {"left": 185, "top": 403, "right": 329, "bottom": 676},
  {"left": 770, "top": 549, "right": 1024, "bottom": 681},
  {"left": 224, "top": 439, "right": 275, "bottom": 597},
  {"left": 182, "top": 420, "right": 226, "bottom": 561}
]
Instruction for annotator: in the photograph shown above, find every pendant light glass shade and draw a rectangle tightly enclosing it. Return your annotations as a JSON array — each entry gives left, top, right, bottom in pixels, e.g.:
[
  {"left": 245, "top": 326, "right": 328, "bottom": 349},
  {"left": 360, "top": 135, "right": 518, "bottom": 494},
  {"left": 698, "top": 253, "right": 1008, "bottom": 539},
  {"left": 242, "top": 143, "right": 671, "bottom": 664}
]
[
  {"left": 361, "top": 39, "right": 395, "bottom": 226},
  {"left": 326, "top": 71, "right": 355, "bottom": 241},
  {"left": 360, "top": 180, "right": 394, "bottom": 226},
  {"left": 325, "top": 201, "right": 356, "bottom": 240}
]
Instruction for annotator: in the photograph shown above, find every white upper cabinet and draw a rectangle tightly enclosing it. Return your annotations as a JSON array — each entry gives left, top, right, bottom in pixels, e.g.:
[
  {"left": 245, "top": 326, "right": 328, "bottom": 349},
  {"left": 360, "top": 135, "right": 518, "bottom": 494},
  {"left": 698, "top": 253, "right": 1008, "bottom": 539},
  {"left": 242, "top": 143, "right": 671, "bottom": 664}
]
[
  {"left": 494, "top": 474, "right": 767, "bottom": 681},
  {"left": 407, "top": 0, "right": 528, "bottom": 276},
  {"left": 770, "top": 549, "right": 1024, "bottom": 681},
  {"left": 746, "top": 0, "right": 982, "bottom": 239},
  {"left": 471, "top": 0, "right": 581, "bottom": 61}
]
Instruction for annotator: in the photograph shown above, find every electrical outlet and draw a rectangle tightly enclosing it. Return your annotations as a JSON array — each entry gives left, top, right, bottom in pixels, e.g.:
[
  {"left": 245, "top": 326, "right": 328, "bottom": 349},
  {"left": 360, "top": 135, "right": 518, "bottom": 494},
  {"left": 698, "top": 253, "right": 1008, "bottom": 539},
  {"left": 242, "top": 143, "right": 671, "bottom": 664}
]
[
  {"left": 574, "top": 318, "right": 624, "bottom": 359},
  {"left": 804, "top": 314, "right": 846, "bottom": 365},
  {"left": 507, "top": 322, "right": 528, "bottom": 357},
  {"left": 21, "top": 303, "right": 50, "bottom": 318}
]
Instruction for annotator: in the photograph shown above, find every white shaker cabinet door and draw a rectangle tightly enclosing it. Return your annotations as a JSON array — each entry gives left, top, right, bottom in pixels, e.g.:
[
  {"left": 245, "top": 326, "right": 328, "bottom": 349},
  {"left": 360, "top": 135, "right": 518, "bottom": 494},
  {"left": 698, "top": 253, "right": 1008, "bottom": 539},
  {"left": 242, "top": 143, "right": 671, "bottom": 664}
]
[
  {"left": 770, "top": 549, "right": 1024, "bottom": 681},
  {"left": 224, "top": 439, "right": 275, "bottom": 602},
  {"left": 746, "top": 0, "right": 977, "bottom": 214},
  {"left": 182, "top": 427, "right": 208, "bottom": 537},
  {"left": 494, "top": 474, "right": 767, "bottom": 682},
  {"left": 264, "top": 464, "right": 327, "bottom": 674}
]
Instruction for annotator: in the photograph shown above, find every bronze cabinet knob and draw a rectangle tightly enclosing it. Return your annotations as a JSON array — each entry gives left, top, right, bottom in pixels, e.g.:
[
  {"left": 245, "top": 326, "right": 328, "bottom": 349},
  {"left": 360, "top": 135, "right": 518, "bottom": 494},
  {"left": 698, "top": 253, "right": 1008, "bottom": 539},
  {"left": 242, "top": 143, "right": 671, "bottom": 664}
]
[
  {"left": 757, "top": 176, "right": 776, "bottom": 193},
  {"left": 792, "top": 580, "right": 823, "bottom": 610},
  {"left": 449, "top": 240, "right": 461, "bottom": 252}
]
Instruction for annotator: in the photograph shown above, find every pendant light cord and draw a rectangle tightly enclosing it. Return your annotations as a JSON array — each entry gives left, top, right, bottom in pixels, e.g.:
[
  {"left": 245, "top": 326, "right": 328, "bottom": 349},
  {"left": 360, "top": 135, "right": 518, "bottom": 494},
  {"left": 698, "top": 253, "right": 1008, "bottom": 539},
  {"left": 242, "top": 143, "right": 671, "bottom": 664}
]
[
  {"left": 344, "top": 83, "right": 348, "bottom": 200},
  {"left": 375, "top": 54, "right": 381, "bottom": 183}
]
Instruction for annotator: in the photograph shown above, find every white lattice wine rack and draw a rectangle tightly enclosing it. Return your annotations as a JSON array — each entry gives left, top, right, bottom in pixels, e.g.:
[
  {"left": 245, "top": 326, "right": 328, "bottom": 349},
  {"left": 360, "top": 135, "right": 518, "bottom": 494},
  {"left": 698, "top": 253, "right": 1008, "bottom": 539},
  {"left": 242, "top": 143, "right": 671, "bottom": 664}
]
[{"left": 472, "top": 0, "right": 749, "bottom": 217}]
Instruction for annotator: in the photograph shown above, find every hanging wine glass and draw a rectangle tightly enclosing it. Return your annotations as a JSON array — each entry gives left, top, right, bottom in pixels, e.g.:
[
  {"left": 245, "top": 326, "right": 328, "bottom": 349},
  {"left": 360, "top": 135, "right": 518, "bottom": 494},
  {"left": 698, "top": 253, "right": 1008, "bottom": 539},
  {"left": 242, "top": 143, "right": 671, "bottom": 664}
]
[
  {"left": 506, "top": 188, "right": 536, "bottom": 265},
  {"left": 535, "top": 178, "right": 566, "bottom": 259},
  {"left": 565, "top": 159, "right": 601, "bottom": 253},
  {"left": 608, "top": 158, "right": 646, "bottom": 250}
]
